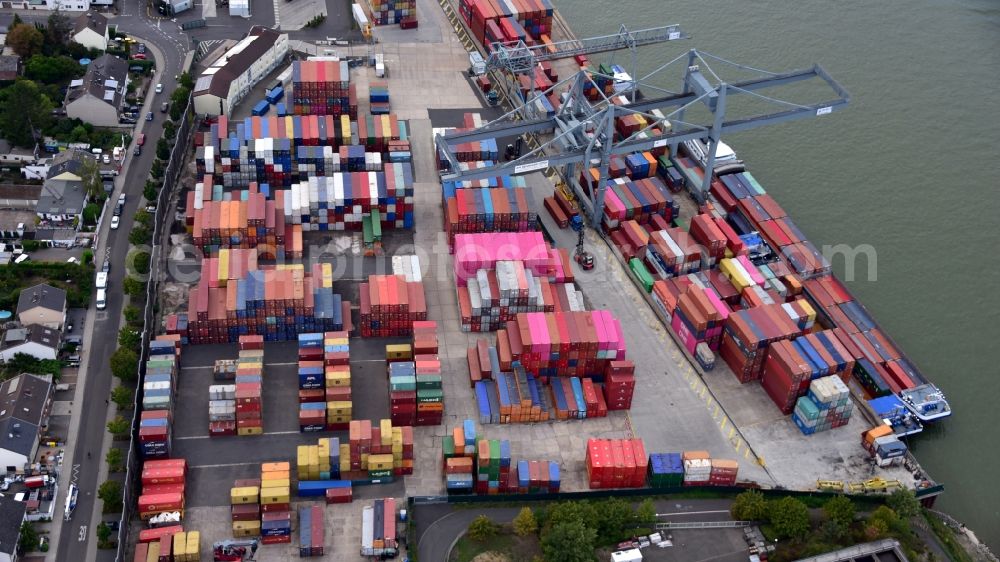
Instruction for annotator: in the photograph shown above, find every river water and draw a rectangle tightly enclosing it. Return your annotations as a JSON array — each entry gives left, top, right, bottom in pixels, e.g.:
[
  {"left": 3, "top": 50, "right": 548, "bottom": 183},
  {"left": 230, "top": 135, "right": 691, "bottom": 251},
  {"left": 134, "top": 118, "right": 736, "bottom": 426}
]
[{"left": 557, "top": 0, "right": 1000, "bottom": 548}]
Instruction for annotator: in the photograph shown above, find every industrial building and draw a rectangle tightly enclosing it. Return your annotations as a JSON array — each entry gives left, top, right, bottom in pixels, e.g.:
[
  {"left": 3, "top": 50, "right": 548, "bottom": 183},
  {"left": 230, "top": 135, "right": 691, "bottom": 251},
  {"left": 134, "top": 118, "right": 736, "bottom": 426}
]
[{"left": 193, "top": 26, "right": 289, "bottom": 117}]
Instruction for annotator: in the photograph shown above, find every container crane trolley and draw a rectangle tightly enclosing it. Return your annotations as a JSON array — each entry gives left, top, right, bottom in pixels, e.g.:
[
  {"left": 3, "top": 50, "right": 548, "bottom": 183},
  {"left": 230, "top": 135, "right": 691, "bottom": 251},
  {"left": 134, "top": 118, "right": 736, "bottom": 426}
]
[{"left": 213, "top": 539, "right": 259, "bottom": 561}]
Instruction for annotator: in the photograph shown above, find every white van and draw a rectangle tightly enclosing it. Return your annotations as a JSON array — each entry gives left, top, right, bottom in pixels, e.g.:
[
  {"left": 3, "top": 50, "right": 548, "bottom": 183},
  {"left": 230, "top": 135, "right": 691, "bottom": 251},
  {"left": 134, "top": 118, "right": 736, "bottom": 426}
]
[
  {"left": 13, "top": 254, "right": 29, "bottom": 264},
  {"left": 95, "top": 271, "right": 108, "bottom": 290},
  {"left": 96, "top": 289, "right": 107, "bottom": 310}
]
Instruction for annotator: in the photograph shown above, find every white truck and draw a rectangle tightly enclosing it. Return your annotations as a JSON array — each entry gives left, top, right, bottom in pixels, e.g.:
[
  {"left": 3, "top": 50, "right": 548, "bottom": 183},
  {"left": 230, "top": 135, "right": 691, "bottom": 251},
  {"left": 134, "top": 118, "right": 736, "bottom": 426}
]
[
  {"left": 96, "top": 288, "right": 107, "bottom": 310},
  {"left": 468, "top": 51, "right": 486, "bottom": 76},
  {"left": 95, "top": 271, "right": 108, "bottom": 290}
]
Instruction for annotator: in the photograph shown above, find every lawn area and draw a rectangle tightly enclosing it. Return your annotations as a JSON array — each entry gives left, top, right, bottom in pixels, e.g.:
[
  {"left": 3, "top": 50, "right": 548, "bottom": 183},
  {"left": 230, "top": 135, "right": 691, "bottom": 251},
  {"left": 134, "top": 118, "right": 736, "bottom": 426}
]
[
  {"left": 0, "top": 262, "right": 95, "bottom": 310},
  {"left": 450, "top": 531, "right": 542, "bottom": 562}
]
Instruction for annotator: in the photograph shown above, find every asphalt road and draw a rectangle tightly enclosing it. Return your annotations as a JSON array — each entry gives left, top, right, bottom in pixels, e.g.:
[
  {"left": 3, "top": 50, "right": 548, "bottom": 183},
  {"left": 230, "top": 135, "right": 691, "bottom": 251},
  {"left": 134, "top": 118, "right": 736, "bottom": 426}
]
[
  {"left": 413, "top": 498, "right": 737, "bottom": 562},
  {"left": 2, "top": 1, "right": 189, "bottom": 559}
]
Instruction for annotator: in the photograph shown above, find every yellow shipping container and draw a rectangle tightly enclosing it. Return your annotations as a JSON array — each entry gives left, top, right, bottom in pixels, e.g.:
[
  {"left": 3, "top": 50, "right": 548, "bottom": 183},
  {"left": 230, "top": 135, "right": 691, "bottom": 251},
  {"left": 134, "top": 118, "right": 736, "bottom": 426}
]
[
  {"left": 145, "top": 542, "right": 160, "bottom": 562},
  {"left": 186, "top": 531, "right": 200, "bottom": 562},
  {"left": 230, "top": 486, "right": 260, "bottom": 504},
  {"left": 239, "top": 349, "right": 264, "bottom": 359},
  {"left": 326, "top": 370, "right": 350, "bottom": 386},
  {"left": 368, "top": 454, "right": 394, "bottom": 470},
  {"left": 380, "top": 419, "right": 392, "bottom": 445},
  {"left": 720, "top": 259, "right": 752, "bottom": 291},
  {"left": 172, "top": 532, "right": 186, "bottom": 559},
  {"left": 238, "top": 426, "right": 263, "bottom": 436},
  {"left": 327, "top": 414, "right": 351, "bottom": 424},
  {"left": 232, "top": 520, "right": 261, "bottom": 537},
  {"left": 360, "top": 453, "right": 369, "bottom": 469},
  {"left": 797, "top": 299, "right": 817, "bottom": 323},
  {"left": 260, "top": 487, "right": 290, "bottom": 504},
  {"left": 385, "top": 344, "right": 412, "bottom": 361},
  {"left": 327, "top": 401, "right": 352, "bottom": 415}
]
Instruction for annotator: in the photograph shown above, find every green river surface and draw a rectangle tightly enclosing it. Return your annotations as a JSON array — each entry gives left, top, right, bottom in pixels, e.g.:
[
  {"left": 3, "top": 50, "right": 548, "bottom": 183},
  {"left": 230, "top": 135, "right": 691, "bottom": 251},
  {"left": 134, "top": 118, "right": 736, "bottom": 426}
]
[{"left": 556, "top": 0, "right": 1000, "bottom": 548}]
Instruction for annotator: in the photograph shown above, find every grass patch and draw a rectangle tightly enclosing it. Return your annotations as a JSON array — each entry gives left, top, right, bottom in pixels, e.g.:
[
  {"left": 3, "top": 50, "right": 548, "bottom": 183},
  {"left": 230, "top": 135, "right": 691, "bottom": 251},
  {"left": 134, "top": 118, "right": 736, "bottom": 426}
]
[
  {"left": 450, "top": 530, "right": 541, "bottom": 562},
  {"left": 0, "top": 262, "right": 95, "bottom": 310},
  {"left": 924, "top": 511, "right": 974, "bottom": 562}
]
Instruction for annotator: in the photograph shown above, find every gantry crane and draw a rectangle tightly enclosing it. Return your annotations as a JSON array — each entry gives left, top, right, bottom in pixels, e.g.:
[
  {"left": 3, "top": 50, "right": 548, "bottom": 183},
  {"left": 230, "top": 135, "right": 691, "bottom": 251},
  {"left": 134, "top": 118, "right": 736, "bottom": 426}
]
[{"left": 436, "top": 30, "right": 850, "bottom": 225}]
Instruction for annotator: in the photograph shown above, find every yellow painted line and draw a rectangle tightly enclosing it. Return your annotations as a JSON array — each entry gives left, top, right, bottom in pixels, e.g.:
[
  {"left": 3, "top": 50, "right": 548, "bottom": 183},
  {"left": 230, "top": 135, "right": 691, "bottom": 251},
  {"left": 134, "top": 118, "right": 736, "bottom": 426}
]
[
  {"left": 734, "top": 439, "right": 743, "bottom": 453},
  {"left": 719, "top": 417, "right": 728, "bottom": 431},
  {"left": 728, "top": 427, "right": 736, "bottom": 439},
  {"left": 744, "top": 448, "right": 751, "bottom": 460}
]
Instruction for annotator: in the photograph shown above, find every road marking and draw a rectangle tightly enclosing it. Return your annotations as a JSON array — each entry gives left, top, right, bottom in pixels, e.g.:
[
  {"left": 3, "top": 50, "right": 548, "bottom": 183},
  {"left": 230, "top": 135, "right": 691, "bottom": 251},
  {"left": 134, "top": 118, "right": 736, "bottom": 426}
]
[
  {"left": 176, "top": 430, "right": 301, "bottom": 441},
  {"left": 79, "top": 526, "right": 87, "bottom": 541},
  {"left": 72, "top": 464, "right": 80, "bottom": 485}
]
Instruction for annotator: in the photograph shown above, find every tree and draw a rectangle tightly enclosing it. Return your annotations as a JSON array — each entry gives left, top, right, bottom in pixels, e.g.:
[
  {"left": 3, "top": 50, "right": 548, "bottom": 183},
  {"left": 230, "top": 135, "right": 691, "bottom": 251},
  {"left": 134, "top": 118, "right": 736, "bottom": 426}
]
[
  {"left": 118, "top": 327, "right": 140, "bottom": 348},
  {"left": 541, "top": 520, "right": 597, "bottom": 562},
  {"left": 163, "top": 120, "right": 176, "bottom": 140},
  {"left": 82, "top": 203, "right": 101, "bottom": 225},
  {"left": 513, "top": 507, "right": 538, "bottom": 537},
  {"left": 143, "top": 183, "right": 158, "bottom": 202},
  {"left": 768, "top": 497, "right": 811, "bottom": 540},
  {"left": 96, "top": 521, "right": 113, "bottom": 547},
  {"left": 864, "top": 517, "right": 889, "bottom": 541},
  {"left": 134, "top": 209, "right": 153, "bottom": 229},
  {"left": 105, "top": 447, "right": 124, "bottom": 472},
  {"left": 18, "top": 522, "right": 38, "bottom": 553},
  {"left": 731, "top": 489, "right": 769, "bottom": 521},
  {"left": 169, "top": 102, "right": 183, "bottom": 122},
  {"left": 8, "top": 13, "right": 23, "bottom": 31},
  {"left": 106, "top": 416, "right": 130, "bottom": 437},
  {"left": 156, "top": 138, "right": 170, "bottom": 161},
  {"left": 123, "top": 277, "right": 146, "bottom": 297},
  {"left": 150, "top": 159, "right": 165, "bottom": 179},
  {"left": 45, "top": 12, "right": 73, "bottom": 47},
  {"left": 98, "top": 480, "right": 123, "bottom": 511},
  {"left": 25, "top": 54, "right": 83, "bottom": 84},
  {"left": 178, "top": 71, "right": 194, "bottom": 90},
  {"left": 2, "top": 353, "right": 62, "bottom": 378},
  {"left": 128, "top": 226, "right": 151, "bottom": 246},
  {"left": 467, "top": 515, "right": 498, "bottom": 542},
  {"left": 0, "top": 79, "right": 53, "bottom": 147},
  {"left": 69, "top": 124, "right": 90, "bottom": 143},
  {"left": 79, "top": 157, "right": 104, "bottom": 201},
  {"left": 131, "top": 250, "right": 151, "bottom": 276},
  {"left": 635, "top": 498, "right": 657, "bottom": 526},
  {"left": 822, "top": 496, "right": 855, "bottom": 530},
  {"left": 869, "top": 505, "right": 898, "bottom": 527},
  {"left": 124, "top": 305, "right": 143, "bottom": 327},
  {"left": 109, "top": 348, "right": 138, "bottom": 381},
  {"left": 110, "top": 385, "right": 133, "bottom": 411},
  {"left": 886, "top": 489, "right": 921, "bottom": 519},
  {"left": 544, "top": 500, "right": 599, "bottom": 532},
  {"left": 170, "top": 86, "right": 191, "bottom": 107},
  {"left": 6, "top": 24, "right": 44, "bottom": 58},
  {"left": 592, "top": 497, "right": 633, "bottom": 543}
]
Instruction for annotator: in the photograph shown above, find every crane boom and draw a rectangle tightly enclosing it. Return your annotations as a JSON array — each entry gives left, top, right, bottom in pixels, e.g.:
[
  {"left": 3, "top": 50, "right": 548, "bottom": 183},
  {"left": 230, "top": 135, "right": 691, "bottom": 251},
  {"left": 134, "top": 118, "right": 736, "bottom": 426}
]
[{"left": 485, "top": 24, "right": 687, "bottom": 73}]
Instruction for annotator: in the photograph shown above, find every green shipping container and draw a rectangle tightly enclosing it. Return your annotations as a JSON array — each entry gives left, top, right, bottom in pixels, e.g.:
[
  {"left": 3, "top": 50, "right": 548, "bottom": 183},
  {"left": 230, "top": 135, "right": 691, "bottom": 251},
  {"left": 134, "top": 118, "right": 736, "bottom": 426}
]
[
  {"left": 415, "top": 375, "right": 442, "bottom": 390},
  {"left": 629, "top": 258, "right": 654, "bottom": 293},
  {"left": 741, "top": 171, "right": 766, "bottom": 195},
  {"left": 371, "top": 209, "right": 382, "bottom": 240},
  {"left": 416, "top": 389, "right": 444, "bottom": 403},
  {"left": 442, "top": 435, "right": 455, "bottom": 458}
]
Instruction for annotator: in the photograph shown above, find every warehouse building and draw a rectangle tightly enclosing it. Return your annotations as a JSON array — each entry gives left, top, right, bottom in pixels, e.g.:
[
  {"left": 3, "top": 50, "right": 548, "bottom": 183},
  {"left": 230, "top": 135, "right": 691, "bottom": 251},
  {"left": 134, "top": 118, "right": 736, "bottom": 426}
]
[{"left": 193, "top": 26, "right": 289, "bottom": 117}]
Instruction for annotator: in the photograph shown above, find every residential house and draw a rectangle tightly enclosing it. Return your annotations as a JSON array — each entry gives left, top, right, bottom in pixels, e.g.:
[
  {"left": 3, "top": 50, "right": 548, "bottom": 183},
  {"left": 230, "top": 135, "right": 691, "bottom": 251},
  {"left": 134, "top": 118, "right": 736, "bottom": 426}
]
[
  {"left": 16, "top": 284, "right": 67, "bottom": 330},
  {"left": 0, "top": 140, "right": 35, "bottom": 165},
  {"left": 0, "top": 327, "right": 60, "bottom": 363},
  {"left": 36, "top": 176, "right": 87, "bottom": 227},
  {"left": 65, "top": 54, "right": 129, "bottom": 127},
  {"left": 193, "top": 26, "right": 289, "bottom": 117},
  {"left": 71, "top": 12, "right": 109, "bottom": 52},
  {"left": 0, "top": 374, "right": 54, "bottom": 475},
  {"left": 0, "top": 55, "right": 19, "bottom": 81},
  {"left": 0, "top": 494, "right": 28, "bottom": 562}
]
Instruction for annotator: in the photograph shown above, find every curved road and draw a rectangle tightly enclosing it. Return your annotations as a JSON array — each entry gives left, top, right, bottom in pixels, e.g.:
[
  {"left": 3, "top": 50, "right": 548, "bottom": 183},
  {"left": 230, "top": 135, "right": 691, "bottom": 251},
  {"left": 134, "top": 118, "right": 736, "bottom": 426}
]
[{"left": 414, "top": 499, "right": 736, "bottom": 562}]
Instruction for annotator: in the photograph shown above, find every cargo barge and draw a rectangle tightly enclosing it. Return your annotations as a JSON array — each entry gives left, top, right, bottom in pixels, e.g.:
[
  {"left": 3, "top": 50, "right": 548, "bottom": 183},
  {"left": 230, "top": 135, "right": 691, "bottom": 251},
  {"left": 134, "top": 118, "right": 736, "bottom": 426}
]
[{"left": 444, "top": 0, "right": 951, "bottom": 430}]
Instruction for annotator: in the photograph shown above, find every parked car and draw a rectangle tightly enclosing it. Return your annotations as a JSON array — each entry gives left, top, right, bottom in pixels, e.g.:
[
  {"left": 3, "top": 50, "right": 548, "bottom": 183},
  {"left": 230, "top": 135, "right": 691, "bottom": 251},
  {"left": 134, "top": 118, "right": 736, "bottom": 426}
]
[
  {"left": 134, "top": 146, "right": 142, "bottom": 156},
  {"left": 102, "top": 153, "right": 110, "bottom": 164},
  {"left": 145, "top": 205, "right": 156, "bottom": 213},
  {"left": 161, "top": 101, "right": 169, "bottom": 113},
  {"left": 118, "top": 193, "right": 126, "bottom": 205},
  {"left": 146, "top": 112, "right": 153, "bottom": 122},
  {"left": 102, "top": 259, "right": 111, "bottom": 272},
  {"left": 155, "top": 83, "right": 163, "bottom": 94},
  {"left": 133, "top": 53, "right": 146, "bottom": 60},
  {"left": 138, "top": 43, "right": 146, "bottom": 54},
  {"left": 110, "top": 216, "right": 120, "bottom": 230}
]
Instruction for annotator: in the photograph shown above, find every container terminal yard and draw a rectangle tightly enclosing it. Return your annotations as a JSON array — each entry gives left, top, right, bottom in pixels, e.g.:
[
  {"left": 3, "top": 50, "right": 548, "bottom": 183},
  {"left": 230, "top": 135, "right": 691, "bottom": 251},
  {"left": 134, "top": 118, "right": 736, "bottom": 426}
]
[{"left": 119, "top": 0, "right": 949, "bottom": 560}]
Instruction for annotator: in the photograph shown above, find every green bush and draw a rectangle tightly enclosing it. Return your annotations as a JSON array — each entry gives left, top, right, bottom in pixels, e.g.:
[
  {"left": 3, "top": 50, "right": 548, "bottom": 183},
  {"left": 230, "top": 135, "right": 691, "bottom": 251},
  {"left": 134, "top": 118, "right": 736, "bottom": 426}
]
[
  {"left": 467, "top": 515, "right": 499, "bottom": 542},
  {"left": 768, "top": 497, "right": 811, "bottom": 540}
]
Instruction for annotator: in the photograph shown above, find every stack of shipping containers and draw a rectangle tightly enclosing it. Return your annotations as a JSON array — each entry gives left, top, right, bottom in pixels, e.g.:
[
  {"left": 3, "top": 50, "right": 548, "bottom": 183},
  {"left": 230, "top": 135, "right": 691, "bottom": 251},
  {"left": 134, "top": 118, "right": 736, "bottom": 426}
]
[
  {"left": 359, "top": 275, "right": 427, "bottom": 337},
  {"left": 791, "top": 375, "right": 854, "bottom": 435},
  {"left": 360, "top": 499, "right": 398, "bottom": 558},
  {"left": 231, "top": 481, "right": 261, "bottom": 537},
  {"left": 140, "top": 336, "right": 180, "bottom": 459},
  {"left": 585, "top": 438, "right": 648, "bottom": 489},
  {"left": 297, "top": 505, "right": 325, "bottom": 557},
  {"left": 292, "top": 60, "right": 356, "bottom": 117},
  {"left": 260, "top": 462, "right": 292, "bottom": 544}
]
